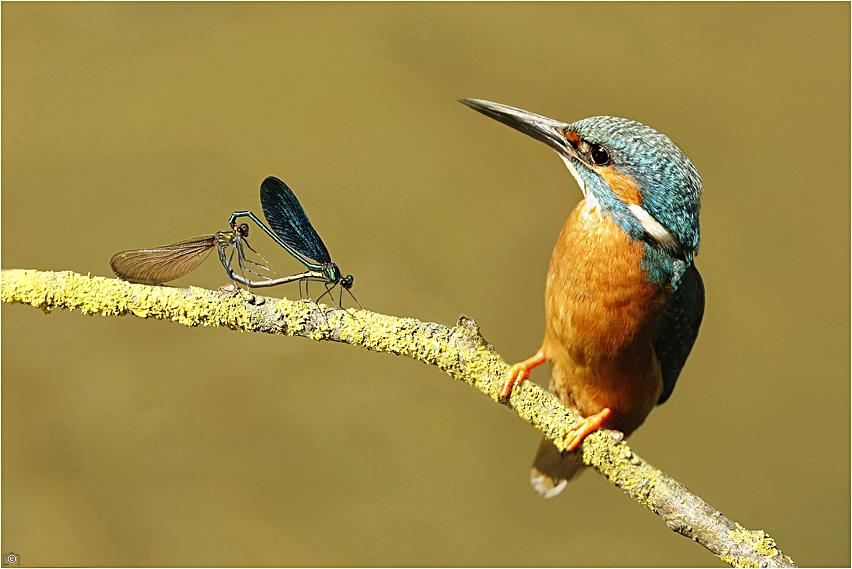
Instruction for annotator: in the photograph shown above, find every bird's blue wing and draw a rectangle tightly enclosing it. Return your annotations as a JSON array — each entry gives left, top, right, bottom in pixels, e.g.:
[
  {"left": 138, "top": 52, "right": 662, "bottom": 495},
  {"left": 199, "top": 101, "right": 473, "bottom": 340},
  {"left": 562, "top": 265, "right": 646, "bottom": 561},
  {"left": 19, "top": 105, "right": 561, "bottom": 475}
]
[
  {"left": 656, "top": 264, "right": 704, "bottom": 404},
  {"left": 260, "top": 176, "right": 332, "bottom": 265}
]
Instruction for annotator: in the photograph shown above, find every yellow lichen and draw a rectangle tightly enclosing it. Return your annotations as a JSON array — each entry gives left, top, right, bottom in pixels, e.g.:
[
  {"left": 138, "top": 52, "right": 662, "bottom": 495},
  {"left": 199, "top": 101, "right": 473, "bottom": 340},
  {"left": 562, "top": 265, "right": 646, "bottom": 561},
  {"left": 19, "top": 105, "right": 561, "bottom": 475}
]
[{"left": 731, "top": 525, "right": 779, "bottom": 558}]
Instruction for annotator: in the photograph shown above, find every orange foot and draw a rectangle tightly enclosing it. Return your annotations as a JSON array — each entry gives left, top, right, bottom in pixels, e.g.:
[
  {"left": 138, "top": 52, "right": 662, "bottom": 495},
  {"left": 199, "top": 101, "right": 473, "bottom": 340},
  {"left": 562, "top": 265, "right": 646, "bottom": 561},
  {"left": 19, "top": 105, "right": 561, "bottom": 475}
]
[
  {"left": 564, "top": 408, "right": 613, "bottom": 452},
  {"left": 499, "top": 350, "right": 546, "bottom": 400}
]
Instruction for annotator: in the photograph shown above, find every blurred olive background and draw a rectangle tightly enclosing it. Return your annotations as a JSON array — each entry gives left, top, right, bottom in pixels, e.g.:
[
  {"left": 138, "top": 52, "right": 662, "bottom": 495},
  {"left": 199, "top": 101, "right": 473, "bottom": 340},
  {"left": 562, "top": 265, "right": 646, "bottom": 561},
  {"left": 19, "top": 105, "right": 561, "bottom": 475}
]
[{"left": 2, "top": 3, "right": 849, "bottom": 567}]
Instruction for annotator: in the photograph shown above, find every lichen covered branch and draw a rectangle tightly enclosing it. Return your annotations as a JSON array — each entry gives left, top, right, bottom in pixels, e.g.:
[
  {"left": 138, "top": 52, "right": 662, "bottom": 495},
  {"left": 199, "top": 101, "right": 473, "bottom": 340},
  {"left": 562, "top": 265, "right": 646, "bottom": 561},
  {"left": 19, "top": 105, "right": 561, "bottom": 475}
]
[{"left": 1, "top": 269, "right": 796, "bottom": 568}]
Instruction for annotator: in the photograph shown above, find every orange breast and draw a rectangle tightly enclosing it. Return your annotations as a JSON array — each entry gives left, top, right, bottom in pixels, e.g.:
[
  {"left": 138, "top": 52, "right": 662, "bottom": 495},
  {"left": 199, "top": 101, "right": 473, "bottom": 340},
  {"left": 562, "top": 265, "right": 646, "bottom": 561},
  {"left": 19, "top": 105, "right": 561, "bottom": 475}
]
[{"left": 541, "top": 199, "right": 669, "bottom": 436}]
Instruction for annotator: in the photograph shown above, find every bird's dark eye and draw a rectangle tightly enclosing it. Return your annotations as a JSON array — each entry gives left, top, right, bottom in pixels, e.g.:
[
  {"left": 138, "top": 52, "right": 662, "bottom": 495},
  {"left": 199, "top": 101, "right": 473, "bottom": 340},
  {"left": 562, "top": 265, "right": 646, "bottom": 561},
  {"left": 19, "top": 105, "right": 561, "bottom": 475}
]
[{"left": 590, "top": 144, "right": 610, "bottom": 165}]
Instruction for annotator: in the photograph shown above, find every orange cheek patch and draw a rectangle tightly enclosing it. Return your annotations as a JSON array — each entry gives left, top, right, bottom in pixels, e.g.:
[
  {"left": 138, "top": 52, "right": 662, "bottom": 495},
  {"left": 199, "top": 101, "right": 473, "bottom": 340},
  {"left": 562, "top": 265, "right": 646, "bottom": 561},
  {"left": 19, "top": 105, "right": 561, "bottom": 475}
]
[{"left": 598, "top": 167, "right": 643, "bottom": 205}]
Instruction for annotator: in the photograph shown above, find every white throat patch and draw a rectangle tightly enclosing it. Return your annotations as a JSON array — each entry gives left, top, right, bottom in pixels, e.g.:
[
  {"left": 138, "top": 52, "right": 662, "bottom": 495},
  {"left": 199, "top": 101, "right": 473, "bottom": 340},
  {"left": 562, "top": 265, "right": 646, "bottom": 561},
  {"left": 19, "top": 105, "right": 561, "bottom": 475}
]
[{"left": 559, "top": 154, "right": 600, "bottom": 210}]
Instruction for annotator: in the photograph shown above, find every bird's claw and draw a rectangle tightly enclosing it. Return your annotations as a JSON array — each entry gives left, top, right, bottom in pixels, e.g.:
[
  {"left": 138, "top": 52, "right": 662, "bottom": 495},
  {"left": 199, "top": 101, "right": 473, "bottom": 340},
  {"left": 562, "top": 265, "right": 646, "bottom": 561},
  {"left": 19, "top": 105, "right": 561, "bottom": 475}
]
[
  {"left": 499, "top": 364, "right": 530, "bottom": 400},
  {"left": 499, "top": 350, "right": 547, "bottom": 401},
  {"left": 563, "top": 407, "right": 613, "bottom": 452}
]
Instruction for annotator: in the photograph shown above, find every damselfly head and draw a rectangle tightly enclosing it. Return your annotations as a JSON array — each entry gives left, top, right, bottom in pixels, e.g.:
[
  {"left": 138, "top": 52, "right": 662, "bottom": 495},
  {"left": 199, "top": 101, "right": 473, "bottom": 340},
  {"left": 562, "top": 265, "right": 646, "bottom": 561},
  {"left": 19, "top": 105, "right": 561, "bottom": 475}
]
[{"left": 323, "top": 264, "right": 353, "bottom": 290}]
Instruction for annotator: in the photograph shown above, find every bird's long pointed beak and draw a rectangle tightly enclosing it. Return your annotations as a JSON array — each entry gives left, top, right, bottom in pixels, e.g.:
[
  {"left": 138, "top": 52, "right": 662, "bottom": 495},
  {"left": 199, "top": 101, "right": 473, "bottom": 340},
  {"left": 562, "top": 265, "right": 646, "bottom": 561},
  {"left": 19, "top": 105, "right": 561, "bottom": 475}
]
[{"left": 459, "top": 98, "right": 574, "bottom": 158}]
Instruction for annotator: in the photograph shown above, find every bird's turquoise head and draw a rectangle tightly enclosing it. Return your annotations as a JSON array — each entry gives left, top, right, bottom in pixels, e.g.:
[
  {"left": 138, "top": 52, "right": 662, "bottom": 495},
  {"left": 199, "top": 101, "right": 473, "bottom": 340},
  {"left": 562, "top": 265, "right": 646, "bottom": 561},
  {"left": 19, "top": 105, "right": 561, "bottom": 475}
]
[{"left": 460, "top": 99, "right": 702, "bottom": 263}]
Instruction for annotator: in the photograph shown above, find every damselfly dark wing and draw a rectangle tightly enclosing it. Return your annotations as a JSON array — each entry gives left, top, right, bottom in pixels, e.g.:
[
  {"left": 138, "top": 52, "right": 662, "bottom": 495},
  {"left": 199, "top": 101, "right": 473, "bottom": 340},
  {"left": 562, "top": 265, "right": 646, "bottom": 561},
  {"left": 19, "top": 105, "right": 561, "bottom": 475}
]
[
  {"left": 260, "top": 176, "right": 331, "bottom": 264},
  {"left": 110, "top": 234, "right": 218, "bottom": 285}
]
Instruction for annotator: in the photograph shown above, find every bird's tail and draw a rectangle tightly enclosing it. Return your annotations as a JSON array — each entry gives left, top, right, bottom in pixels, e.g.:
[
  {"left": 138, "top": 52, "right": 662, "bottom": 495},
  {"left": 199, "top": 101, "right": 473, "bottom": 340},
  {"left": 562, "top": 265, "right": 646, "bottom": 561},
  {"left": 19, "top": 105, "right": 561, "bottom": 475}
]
[{"left": 530, "top": 436, "right": 584, "bottom": 498}]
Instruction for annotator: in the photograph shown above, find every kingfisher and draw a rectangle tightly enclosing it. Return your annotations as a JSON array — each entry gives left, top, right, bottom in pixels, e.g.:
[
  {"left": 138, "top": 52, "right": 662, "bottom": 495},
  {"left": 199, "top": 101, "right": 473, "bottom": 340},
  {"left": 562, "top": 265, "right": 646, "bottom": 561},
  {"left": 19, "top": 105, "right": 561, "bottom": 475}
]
[{"left": 461, "top": 99, "right": 704, "bottom": 497}]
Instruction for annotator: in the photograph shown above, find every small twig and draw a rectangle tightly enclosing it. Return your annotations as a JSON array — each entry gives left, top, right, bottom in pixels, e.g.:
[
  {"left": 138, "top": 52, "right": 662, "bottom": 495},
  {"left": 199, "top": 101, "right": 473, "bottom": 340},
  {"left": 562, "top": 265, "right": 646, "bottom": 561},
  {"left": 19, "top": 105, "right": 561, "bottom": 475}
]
[{"left": 1, "top": 269, "right": 796, "bottom": 568}]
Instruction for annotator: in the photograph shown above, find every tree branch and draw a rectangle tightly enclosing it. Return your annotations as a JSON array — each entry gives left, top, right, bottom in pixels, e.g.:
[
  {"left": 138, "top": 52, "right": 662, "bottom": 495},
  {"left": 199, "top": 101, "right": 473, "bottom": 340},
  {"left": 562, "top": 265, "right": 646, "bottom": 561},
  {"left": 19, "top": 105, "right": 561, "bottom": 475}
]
[{"left": 1, "top": 268, "right": 796, "bottom": 568}]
